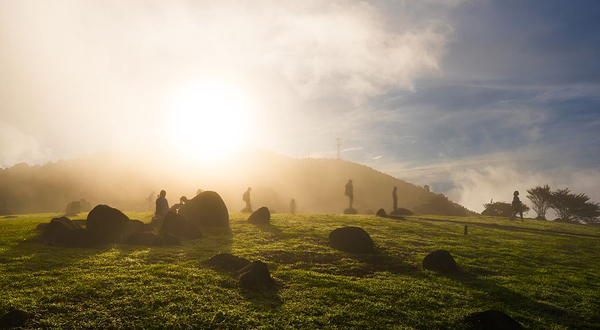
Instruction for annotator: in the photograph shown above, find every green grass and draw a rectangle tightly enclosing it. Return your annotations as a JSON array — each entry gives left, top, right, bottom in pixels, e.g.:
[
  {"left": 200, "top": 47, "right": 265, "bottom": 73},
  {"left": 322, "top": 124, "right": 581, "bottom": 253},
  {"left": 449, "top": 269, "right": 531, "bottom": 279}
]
[{"left": 1, "top": 213, "right": 599, "bottom": 329}]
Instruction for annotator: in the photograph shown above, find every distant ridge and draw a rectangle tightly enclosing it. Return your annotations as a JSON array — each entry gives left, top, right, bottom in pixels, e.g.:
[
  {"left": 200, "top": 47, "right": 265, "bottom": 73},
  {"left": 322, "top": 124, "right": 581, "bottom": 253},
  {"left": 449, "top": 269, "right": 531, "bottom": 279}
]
[{"left": 0, "top": 147, "right": 473, "bottom": 215}]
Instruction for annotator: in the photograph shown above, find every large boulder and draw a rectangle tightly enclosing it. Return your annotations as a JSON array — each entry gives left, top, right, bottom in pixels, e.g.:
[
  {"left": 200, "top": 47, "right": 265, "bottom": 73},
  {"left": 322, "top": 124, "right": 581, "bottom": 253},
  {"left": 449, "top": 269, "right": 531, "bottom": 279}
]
[
  {"left": 87, "top": 204, "right": 130, "bottom": 243},
  {"left": 0, "top": 309, "right": 29, "bottom": 328},
  {"left": 376, "top": 208, "right": 387, "bottom": 217},
  {"left": 422, "top": 250, "right": 458, "bottom": 273},
  {"left": 343, "top": 207, "right": 358, "bottom": 214},
  {"left": 247, "top": 207, "right": 270, "bottom": 225},
  {"left": 178, "top": 191, "right": 229, "bottom": 227},
  {"left": 329, "top": 226, "right": 375, "bottom": 253},
  {"left": 40, "top": 217, "right": 80, "bottom": 243},
  {"left": 390, "top": 208, "right": 413, "bottom": 216},
  {"left": 463, "top": 310, "right": 523, "bottom": 330},
  {"left": 161, "top": 211, "right": 202, "bottom": 239},
  {"left": 237, "top": 261, "right": 275, "bottom": 288},
  {"left": 206, "top": 253, "right": 251, "bottom": 272}
]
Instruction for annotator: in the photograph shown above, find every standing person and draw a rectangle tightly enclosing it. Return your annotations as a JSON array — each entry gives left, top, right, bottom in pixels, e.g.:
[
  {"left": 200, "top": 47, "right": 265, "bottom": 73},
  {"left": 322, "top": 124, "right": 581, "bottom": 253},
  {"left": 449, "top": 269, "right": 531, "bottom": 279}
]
[
  {"left": 242, "top": 187, "right": 252, "bottom": 212},
  {"left": 345, "top": 179, "right": 354, "bottom": 209},
  {"left": 510, "top": 190, "right": 524, "bottom": 221},
  {"left": 290, "top": 198, "right": 297, "bottom": 214},
  {"left": 155, "top": 190, "right": 169, "bottom": 219},
  {"left": 392, "top": 186, "right": 398, "bottom": 211}
]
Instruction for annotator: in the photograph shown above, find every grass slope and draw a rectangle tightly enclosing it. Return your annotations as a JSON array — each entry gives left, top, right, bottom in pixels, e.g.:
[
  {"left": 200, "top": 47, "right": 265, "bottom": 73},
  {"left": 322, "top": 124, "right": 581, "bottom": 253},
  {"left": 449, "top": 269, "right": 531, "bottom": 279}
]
[{"left": 1, "top": 213, "right": 599, "bottom": 329}]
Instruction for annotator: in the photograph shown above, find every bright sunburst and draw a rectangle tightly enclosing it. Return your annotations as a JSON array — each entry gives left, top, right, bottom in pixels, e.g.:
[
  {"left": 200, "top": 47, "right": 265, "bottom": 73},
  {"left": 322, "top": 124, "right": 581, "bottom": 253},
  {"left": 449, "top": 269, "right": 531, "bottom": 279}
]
[{"left": 166, "top": 80, "right": 251, "bottom": 162}]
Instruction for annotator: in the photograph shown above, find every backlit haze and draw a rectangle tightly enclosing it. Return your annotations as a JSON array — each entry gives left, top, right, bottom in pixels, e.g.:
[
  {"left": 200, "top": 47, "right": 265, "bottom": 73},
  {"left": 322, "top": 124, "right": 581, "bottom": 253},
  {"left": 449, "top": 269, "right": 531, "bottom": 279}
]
[{"left": 1, "top": 0, "right": 600, "bottom": 212}]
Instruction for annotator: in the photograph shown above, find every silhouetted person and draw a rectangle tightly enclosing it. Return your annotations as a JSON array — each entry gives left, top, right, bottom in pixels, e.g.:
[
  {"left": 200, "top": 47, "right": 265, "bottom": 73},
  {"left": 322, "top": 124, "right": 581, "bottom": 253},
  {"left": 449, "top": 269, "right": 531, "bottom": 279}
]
[
  {"left": 345, "top": 179, "right": 354, "bottom": 209},
  {"left": 290, "top": 198, "right": 297, "bottom": 214},
  {"left": 170, "top": 196, "right": 188, "bottom": 214},
  {"left": 510, "top": 190, "right": 524, "bottom": 221},
  {"left": 392, "top": 186, "right": 398, "bottom": 211},
  {"left": 242, "top": 187, "right": 252, "bottom": 212},
  {"left": 155, "top": 190, "right": 169, "bottom": 219}
]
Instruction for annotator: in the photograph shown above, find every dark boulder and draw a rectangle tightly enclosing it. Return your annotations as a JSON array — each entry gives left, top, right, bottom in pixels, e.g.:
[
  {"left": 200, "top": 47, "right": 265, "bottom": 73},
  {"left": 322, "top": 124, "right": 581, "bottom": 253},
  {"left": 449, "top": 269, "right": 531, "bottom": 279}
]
[
  {"left": 463, "top": 310, "right": 523, "bottom": 330},
  {"left": 390, "top": 208, "right": 413, "bottom": 216},
  {"left": 179, "top": 191, "right": 229, "bottom": 227},
  {"left": 123, "top": 220, "right": 146, "bottom": 238},
  {"left": 329, "top": 226, "right": 375, "bottom": 253},
  {"left": 39, "top": 217, "right": 83, "bottom": 245},
  {"left": 65, "top": 201, "right": 82, "bottom": 216},
  {"left": 422, "top": 249, "right": 458, "bottom": 273},
  {"left": 162, "top": 211, "right": 202, "bottom": 239},
  {"left": 125, "top": 232, "right": 163, "bottom": 246},
  {"left": 237, "top": 261, "right": 275, "bottom": 288},
  {"left": 206, "top": 253, "right": 251, "bottom": 272},
  {"left": 343, "top": 207, "right": 358, "bottom": 214},
  {"left": 376, "top": 208, "right": 386, "bottom": 217},
  {"left": 247, "top": 207, "right": 270, "bottom": 225},
  {"left": 87, "top": 205, "right": 130, "bottom": 243},
  {"left": 0, "top": 309, "right": 29, "bottom": 328}
]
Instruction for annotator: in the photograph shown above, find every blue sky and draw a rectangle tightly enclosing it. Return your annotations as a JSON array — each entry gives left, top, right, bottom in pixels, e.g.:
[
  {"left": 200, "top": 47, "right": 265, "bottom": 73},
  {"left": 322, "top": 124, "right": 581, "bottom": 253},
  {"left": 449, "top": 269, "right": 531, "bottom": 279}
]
[{"left": 1, "top": 0, "right": 599, "bottom": 211}]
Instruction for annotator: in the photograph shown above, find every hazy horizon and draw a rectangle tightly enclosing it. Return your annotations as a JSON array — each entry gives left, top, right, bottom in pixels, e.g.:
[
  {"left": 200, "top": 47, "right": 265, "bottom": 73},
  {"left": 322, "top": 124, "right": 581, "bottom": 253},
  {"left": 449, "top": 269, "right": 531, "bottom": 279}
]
[{"left": 2, "top": 0, "right": 600, "bottom": 213}]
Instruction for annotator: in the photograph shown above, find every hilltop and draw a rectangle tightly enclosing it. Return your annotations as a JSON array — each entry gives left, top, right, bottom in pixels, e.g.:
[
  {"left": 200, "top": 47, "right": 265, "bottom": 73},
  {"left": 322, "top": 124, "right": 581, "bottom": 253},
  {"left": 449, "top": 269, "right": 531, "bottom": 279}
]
[{"left": 0, "top": 148, "right": 471, "bottom": 215}]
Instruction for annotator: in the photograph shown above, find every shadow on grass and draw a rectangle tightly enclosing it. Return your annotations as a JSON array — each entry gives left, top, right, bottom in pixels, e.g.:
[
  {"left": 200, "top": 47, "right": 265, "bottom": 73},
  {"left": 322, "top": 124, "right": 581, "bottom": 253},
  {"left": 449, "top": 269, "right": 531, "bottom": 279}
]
[
  {"left": 444, "top": 271, "right": 586, "bottom": 329},
  {"left": 253, "top": 223, "right": 283, "bottom": 234},
  {"left": 240, "top": 285, "right": 283, "bottom": 310}
]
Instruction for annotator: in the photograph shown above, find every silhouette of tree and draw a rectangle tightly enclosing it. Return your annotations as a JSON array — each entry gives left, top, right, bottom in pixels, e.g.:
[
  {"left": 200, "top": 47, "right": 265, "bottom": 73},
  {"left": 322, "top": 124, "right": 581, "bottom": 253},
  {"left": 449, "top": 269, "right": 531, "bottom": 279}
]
[
  {"left": 482, "top": 201, "right": 529, "bottom": 217},
  {"left": 549, "top": 188, "right": 600, "bottom": 224},
  {"left": 526, "top": 185, "right": 551, "bottom": 220}
]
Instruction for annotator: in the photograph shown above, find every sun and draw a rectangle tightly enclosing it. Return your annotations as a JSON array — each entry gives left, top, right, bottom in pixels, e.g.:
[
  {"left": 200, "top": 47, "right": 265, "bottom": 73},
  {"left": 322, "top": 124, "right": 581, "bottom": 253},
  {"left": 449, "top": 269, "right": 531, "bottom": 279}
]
[{"left": 166, "top": 80, "right": 252, "bottom": 162}]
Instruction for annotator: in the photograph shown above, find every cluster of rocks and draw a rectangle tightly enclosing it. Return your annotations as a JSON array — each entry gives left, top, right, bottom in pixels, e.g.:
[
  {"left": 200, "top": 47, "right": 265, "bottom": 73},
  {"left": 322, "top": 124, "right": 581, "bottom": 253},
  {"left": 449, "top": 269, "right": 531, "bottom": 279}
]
[
  {"left": 206, "top": 253, "right": 275, "bottom": 289},
  {"left": 65, "top": 199, "right": 92, "bottom": 217},
  {"left": 375, "top": 208, "right": 414, "bottom": 217},
  {"left": 37, "top": 191, "right": 229, "bottom": 247}
]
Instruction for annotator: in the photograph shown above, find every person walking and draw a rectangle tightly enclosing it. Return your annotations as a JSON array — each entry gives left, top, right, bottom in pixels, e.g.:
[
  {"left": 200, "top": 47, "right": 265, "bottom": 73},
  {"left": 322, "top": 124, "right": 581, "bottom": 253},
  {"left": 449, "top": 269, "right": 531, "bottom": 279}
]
[{"left": 510, "top": 190, "right": 524, "bottom": 221}]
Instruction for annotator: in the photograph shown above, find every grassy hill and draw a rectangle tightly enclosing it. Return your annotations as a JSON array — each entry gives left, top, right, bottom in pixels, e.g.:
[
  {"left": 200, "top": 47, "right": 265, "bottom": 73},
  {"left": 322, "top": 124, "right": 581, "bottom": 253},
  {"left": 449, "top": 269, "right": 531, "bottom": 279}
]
[
  {"left": 0, "top": 149, "right": 469, "bottom": 215},
  {"left": 1, "top": 213, "right": 599, "bottom": 329}
]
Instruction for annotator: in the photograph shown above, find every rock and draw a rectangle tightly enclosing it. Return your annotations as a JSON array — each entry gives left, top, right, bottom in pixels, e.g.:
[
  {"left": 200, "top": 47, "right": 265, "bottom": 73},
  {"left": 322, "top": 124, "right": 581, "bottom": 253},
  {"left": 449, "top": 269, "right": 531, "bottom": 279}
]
[
  {"left": 162, "top": 233, "right": 182, "bottom": 246},
  {"left": 80, "top": 199, "right": 92, "bottom": 212},
  {"left": 422, "top": 249, "right": 458, "bottom": 273},
  {"left": 36, "top": 223, "right": 49, "bottom": 230},
  {"left": 343, "top": 207, "right": 358, "bottom": 214},
  {"left": 390, "top": 208, "right": 413, "bottom": 216},
  {"left": 161, "top": 211, "right": 202, "bottom": 239},
  {"left": 86, "top": 204, "right": 130, "bottom": 243},
  {"left": 237, "top": 261, "right": 275, "bottom": 288},
  {"left": 125, "top": 232, "right": 163, "bottom": 246},
  {"left": 329, "top": 226, "right": 375, "bottom": 253},
  {"left": 206, "top": 253, "right": 251, "bottom": 272},
  {"left": 247, "top": 207, "right": 271, "bottom": 225},
  {"left": 463, "top": 310, "right": 523, "bottom": 330},
  {"left": 39, "top": 217, "right": 82, "bottom": 245},
  {"left": 0, "top": 309, "right": 29, "bottom": 328},
  {"left": 65, "top": 201, "right": 82, "bottom": 216},
  {"left": 178, "top": 191, "right": 229, "bottom": 227},
  {"left": 123, "top": 220, "right": 146, "bottom": 237},
  {"left": 376, "top": 208, "right": 387, "bottom": 217}
]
